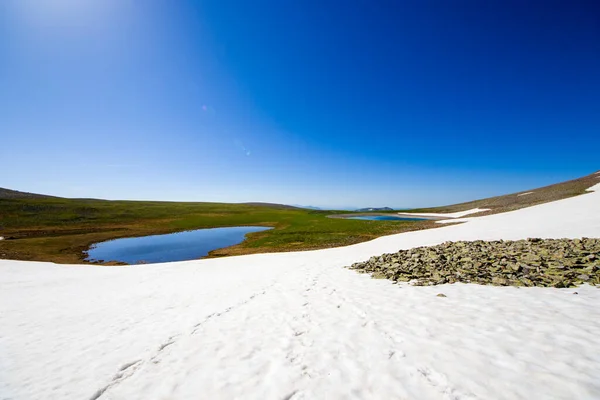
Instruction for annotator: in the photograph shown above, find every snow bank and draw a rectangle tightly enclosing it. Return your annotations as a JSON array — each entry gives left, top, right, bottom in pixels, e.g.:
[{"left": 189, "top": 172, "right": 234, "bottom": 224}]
[
  {"left": 1, "top": 183, "right": 600, "bottom": 400},
  {"left": 435, "top": 217, "right": 472, "bottom": 224},
  {"left": 399, "top": 207, "right": 490, "bottom": 219}
]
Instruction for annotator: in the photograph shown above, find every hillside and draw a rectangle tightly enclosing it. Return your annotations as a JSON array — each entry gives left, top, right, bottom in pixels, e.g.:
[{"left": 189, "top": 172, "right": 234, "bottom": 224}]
[
  {"left": 0, "top": 187, "right": 56, "bottom": 200},
  {"left": 1, "top": 171, "right": 598, "bottom": 264},
  {"left": 240, "top": 202, "right": 301, "bottom": 210},
  {"left": 399, "top": 170, "right": 600, "bottom": 216}
]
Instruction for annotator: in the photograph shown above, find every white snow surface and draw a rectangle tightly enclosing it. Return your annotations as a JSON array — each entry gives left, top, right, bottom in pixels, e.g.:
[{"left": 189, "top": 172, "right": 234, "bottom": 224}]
[
  {"left": 399, "top": 208, "right": 491, "bottom": 219},
  {"left": 2, "top": 183, "right": 600, "bottom": 400},
  {"left": 517, "top": 191, "right": 534, "bottom": 196}
]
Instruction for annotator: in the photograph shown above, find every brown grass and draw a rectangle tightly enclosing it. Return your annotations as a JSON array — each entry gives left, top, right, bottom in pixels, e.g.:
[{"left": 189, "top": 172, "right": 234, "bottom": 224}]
[{"left": 399, "top": 170, "right": 600, "bottom": 217}]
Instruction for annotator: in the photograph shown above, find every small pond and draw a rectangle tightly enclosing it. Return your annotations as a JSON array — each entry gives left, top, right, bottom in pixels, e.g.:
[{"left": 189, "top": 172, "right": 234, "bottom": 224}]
[
  {"left": 346, "top": 215, "right": 427, "bottom": 221},
  {"left": 85, "top": 226, "right": 272, "bottom": 264}
]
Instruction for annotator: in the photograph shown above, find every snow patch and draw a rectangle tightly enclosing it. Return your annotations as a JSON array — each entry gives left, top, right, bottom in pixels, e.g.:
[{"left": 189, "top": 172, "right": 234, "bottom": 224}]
[
  {"left": 399, "top": 208, "right": 490, "bottom": 219},
  {"left": 435, "top": 218, "right": 471, "bottom": 224},
  {"left": 1, "top": 184, "right": 600, "bottom": 399},
  {"left": 517, "top": 191, "right": 534, "bottom": 196},
  {"left": 586, "top": 182, "right": 600, "bottom": 192}
]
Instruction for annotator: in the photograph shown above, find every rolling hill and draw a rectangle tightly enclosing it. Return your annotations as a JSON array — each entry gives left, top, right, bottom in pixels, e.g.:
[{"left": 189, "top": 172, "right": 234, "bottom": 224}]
[
  {"left": 399, "top": 170, "right": 600, "bottom": 217},
  {"left": 0, "top": 187, "right": 56, "bottom": 200}
]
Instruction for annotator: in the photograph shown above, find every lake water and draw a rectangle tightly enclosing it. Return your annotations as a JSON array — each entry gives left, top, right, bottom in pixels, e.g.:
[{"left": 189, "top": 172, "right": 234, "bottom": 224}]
[
  {"left": 85, "top": 226, "right": 272, "bottom": 264},
  {"left": 346, "top": 215, "right": 426, "bottom": 221}
]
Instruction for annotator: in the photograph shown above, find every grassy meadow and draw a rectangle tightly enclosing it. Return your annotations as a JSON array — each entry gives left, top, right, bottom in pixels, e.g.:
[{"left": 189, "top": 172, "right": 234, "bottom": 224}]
[
  {"left": 3, "top": 171, "right": 595, "bottom": 264},
  {"left": 0, "top": 197, "right": 435, "bottom": 264}
]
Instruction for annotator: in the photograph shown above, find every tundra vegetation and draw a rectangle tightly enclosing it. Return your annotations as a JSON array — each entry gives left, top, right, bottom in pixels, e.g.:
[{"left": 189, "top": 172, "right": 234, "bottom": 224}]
[
  {"left": 0, "top": 196, "right": 435, "bottom": 264},
  {"left": 0, "top": 171, "right": 597, "bottom": 264}
]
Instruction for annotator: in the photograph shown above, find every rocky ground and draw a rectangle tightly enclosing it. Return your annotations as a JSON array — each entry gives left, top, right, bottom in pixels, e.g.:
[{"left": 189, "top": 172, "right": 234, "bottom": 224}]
[{"left": 348, "top": 238, "right": 600, "bottom": 287}]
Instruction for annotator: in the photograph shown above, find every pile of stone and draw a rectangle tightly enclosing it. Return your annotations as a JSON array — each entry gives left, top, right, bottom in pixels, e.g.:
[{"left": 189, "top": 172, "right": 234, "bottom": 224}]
[{"left": 347, "top": 238, "right": 600, "bottom": 287}]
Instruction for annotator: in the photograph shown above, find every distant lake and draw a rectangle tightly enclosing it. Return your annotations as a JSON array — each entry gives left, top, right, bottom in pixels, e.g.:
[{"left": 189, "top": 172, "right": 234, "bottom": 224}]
[
  {"left": 346, "top": 215, "right": 427, "bottom": 221},
  {"left": 85, "top": 226, "right": 272, "bottom": 264}
]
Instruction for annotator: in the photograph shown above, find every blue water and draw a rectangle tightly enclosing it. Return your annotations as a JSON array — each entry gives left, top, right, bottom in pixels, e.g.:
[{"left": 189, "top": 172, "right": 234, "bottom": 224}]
[
  {"left": 346, "top": 215, "right": 426, "bottom": 221},
  {"left": 85, "top": 226, "right": 272, "bottom": 264}
]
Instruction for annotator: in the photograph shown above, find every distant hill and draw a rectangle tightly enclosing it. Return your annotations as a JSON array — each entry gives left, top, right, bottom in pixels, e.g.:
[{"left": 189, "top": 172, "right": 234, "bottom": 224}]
[
  {"left": 0, "top": 188, "right": 57, "bottom": 200},
  {"left": 355, "top": 207, "right": 394, "bottom": 212},
  {"left": 292, "top": 205, "right": 321, "bottom": 210},
  {"left": 240, "top": 202, "right": 300, "bottom": 210}
]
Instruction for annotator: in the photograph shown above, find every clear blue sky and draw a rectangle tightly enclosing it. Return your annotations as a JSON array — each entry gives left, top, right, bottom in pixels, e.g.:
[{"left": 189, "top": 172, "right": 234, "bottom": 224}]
[{"left": 1, "top": 1, "right": 598, "bottom": 209}]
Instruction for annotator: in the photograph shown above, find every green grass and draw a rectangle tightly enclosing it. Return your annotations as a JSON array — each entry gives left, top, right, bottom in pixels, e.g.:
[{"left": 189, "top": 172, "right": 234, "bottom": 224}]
[
  {"left": 4, "top": 170, "right": 595, "bottom": 264},
  {"left": 0, "top": 197, "right": 434, "bottom": 264}
]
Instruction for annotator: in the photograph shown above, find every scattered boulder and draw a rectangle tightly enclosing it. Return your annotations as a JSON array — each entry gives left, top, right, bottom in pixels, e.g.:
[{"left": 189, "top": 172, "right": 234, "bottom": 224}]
[{"left": 347, "top": 238, "right": 600, "bottom": 288}]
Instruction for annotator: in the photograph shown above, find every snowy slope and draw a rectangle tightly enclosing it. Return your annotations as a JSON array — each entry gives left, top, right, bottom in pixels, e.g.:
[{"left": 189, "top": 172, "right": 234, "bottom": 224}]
[
  {"left": 398, "top": 207, "right": 490, "bottom": 219},
  {"left": 1, "top": 183, "right": 600, "bottom": 400}
]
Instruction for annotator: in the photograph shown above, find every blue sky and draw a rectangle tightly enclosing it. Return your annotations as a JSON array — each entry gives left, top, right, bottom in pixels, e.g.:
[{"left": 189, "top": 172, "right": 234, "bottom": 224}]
[{"left": 1, "top": 1, "right": 599, "bottom": 209}]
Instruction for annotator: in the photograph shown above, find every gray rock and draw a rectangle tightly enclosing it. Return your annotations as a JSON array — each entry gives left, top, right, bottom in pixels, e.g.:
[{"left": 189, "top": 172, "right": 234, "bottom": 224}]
[{"left": 347, "top": 238, "right": 600, "bottom": 288}]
